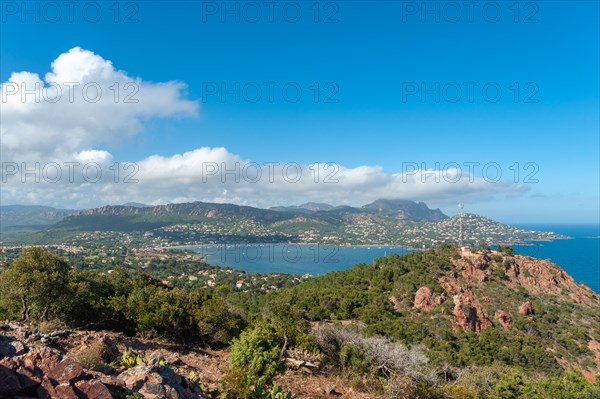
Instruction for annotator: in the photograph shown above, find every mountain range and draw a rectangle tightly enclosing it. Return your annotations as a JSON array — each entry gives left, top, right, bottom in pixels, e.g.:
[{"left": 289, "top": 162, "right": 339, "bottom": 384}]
[
  {"left": 270, "top": 199, "right": 448, "bottom": 221},
  {"left": 0, "top": 200, "right": 566, "bottom": 247},
  {"left": 1, "top": 199, "right": 446, "bottom": 231}
]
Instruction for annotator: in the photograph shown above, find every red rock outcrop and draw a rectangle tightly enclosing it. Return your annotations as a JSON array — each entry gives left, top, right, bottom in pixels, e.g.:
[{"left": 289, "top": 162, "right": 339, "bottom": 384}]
[
  {"left": 451, "top": 288, "right": 493, "bottom": 333},
  {"left": 495, "top": 311, "right": 513, "bottom": 330},
  {"left": 503, "top": 255, "right": 599, "bottom": 307},
  {"left": 588, "top": 340, "right": 600, "bottom": 368},
  {"left": 439, "top": 277, "right": 459, "bottom": 295},
  {"left": 439, "top": 249, "right": 600, "bottom": 337},
  {"left": 454, "top": 252, "right": 492, "bottom": 284},
  {"left": 436, "top": 267, "right": 493, "bottom": 333},
  {"left": 413, "top": 287, "right": 445, "bottom": 312},
  {"left": 519, "top": 300, "right": 534, "bottom": 316}
]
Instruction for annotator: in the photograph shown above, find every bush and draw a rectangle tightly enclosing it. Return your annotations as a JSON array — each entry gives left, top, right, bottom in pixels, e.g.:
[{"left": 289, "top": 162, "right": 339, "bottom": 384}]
[
  {"left": 72, "top": 340, "right": 114, "bottom": 372},
  {"left": 315, "top": 325, "right": 437, "bottom": 397},
  {"left": 222, "top": 326, "right": 283, "bottom": 398},
  {"left": 448, "top": 366, "right": 600, "bottom": 399},
  {"left": 195, "top": 298, "right": 245, "bottom": 347},
  {"left": 117, "top": 351, "right": 144, "bottom": 369},
  {"left": 250, "top": 384, "right": 296, "bottom": 399}
]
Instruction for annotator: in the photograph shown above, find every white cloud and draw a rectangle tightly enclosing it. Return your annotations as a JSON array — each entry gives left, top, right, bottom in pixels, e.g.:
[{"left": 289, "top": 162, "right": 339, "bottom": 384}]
[
  {"left": 1, "top": 145, "right": 528, "bottom": 210},
  {"left": 1, "top": 47, "right": 197, "bottom": 162},
  {"left": 0, "top": 48, "right": 528, "bottom": 210}
]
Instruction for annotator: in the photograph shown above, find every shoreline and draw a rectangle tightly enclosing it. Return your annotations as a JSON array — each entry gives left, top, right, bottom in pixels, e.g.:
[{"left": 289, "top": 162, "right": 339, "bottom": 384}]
[{"left": 165, "top": 237, "right": 571, "bottom": 253}]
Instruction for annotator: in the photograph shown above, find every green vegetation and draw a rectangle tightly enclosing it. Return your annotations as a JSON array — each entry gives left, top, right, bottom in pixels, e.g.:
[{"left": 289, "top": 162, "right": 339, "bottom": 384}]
[
  {"left": 117, "top": 351, "right": 145, "bottom": 369},
  {"left": 223, "top": 326, "right": 283, "bottom": 398},
  {"left": 1, "top": 247, "right": 598, "bottom": 399},
  {"left": 0, "top": 247, "right": 71, "bottom": 321}
]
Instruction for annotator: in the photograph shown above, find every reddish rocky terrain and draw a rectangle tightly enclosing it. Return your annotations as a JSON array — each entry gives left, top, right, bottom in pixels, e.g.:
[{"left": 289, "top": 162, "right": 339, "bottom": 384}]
[
  {"left": 413, "top": 250, "right": 600, "bottom": 333},
  {"left": 0, "top": 323, "right": 216, "bottom": 398},
  {"left": 0, "top": 323, "right": 374, "bottom": 399}
]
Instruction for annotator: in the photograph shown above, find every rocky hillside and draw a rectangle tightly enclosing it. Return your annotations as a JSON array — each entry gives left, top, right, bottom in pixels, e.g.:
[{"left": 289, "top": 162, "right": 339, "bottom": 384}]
[
  {"left": 0, "top": 324, "right": 215, "bottom": 399},
  {"left": 433, "top": 250, "right": 599, "bottom": 331},
  {"left": 267, "top": 247, "right": 600, "bottom": 382},
  {"left": 0, "top": 323, "right": 374, "bottom": 399},
  {"left": 428, "top": 250, "right": 600, "bottom": 380}
]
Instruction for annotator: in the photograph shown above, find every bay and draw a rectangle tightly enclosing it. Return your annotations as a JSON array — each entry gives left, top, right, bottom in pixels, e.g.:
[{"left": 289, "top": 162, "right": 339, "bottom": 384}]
[
  {"left": 181, "top": 224, "right": 600, "bottom": 293},
  {"left": 181, "top": 243, "right": 412, "bottom": 276}
]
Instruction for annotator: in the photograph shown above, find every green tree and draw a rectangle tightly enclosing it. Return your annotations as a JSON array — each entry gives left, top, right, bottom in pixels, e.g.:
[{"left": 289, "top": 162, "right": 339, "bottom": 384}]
[
  {"left": 194, "top": 297, "right": 245, "bottom": 347},
  {"left": 0, "top": 247, "right": 71, "bottom": 321}
]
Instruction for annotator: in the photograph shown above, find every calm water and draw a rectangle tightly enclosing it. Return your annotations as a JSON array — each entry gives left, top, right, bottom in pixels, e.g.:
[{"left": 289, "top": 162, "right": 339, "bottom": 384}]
[
  {"left": 182, "top": 224, "right": 600, "bottom": 293},
  {"left": 182, "top": 244, "right": 412, "bottom": 276}
]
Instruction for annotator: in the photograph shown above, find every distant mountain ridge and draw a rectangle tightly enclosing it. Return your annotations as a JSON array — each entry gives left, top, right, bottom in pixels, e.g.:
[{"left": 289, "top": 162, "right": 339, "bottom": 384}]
[
  {"left": 0, "top": 205, "right": 77, "bottom": 229},
  {"left": 66, "top": 199, "right": 447, "bottom": 223},
  {"left": 270, "top": 202, "right": 335, "bottom": 213},
  {"left": 6, "top": 200, "right": 567, "bottom": 247},
  {"left": 121, "top": 202, "right": 152, "bottom": 208},
  {"left": 271, "top": 199, "right": 447, "bottom": 221},
  {"left": 361, "top": 199, "right": 447, "bottom": 221}
]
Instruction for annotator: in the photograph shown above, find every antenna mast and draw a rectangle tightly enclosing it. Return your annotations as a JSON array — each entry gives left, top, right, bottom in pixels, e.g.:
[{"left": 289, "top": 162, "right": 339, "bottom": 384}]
[{"left": 458, "top": 203, "right": 464, "bottom": 247}]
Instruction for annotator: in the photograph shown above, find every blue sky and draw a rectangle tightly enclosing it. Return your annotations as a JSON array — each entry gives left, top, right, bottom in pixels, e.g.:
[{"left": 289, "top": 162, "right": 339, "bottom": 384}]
[{"left": 1, "top": 1, "right": 598, "bottom": 223}]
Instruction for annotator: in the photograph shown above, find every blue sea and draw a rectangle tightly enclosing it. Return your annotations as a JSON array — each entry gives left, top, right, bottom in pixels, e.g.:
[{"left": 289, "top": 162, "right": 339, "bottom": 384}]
[{"left": 182, "top": 224, "right": 600, "bottom": 293}]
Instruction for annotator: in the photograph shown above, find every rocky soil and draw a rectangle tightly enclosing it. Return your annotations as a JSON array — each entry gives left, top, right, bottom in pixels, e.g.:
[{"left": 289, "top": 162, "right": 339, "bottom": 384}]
[
  {"left": 0, "top": 323, "right": 214, "bottom": 399},
  {"left": 0, "top": 323, "right": 365, "bottom": 399}
]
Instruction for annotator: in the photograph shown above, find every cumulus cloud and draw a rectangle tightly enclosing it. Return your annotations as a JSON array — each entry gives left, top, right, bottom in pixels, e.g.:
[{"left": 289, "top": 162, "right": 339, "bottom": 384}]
[
  {"left": 0, "top": 47, "right": 528, "bottom": 210},
  {"left": 1, "top": 47, "right": 197, "bottom": 161}
]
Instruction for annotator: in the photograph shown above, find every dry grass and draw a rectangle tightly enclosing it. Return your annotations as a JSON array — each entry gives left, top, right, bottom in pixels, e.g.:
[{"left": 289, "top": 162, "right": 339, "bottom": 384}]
[{"left": 71, "top": 339, "right": 114, "bottom": 373}]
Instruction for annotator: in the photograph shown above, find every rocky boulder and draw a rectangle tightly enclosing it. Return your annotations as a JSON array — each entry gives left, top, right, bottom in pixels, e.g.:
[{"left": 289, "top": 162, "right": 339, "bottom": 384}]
[
  {"left": 0, "top": 327, "right": 212, "bottom": 399},
  {"left": 495, "top": 311, "right": 513, "bottom": 330},
  {"left": 504, "top": 256, "right": 599, "bottom": 307},
  {"left": 413, "top": 287, "right": 445, "bottom": 312},
  {"left": 519, "top": 300, "right": 534, "bottom": 316},
  {"left": 451, "top": 288, "right": 493, "bottom": 333},
  {"left": 117, "top": 354, "right": 203, "bottom": 399}
]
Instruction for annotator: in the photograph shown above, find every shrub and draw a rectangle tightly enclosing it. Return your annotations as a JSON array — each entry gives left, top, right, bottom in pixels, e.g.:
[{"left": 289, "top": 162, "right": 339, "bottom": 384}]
[
  {"left": 442, "top": 384, "right": 479, "bottom": 399},
  {"left": 222, "top": 326, "right": 282, "bottom": 398},
  {"left": 250, "top": 384, "right": 296, "bottom": 399},
  {"left": 72, "top": 340, "right": 113, "bottom": 372},
  {"left": 490, "top": 254, "right": 503, "bottom": 263},
  {"left": 118, "top": 351, "right": 144, "bottom": 369},
  {"left": 315, "top": 324, "right": 437, "bottom": 397},
  {"left": 195, "top": 298, "right": 245, "bottom": 347}
]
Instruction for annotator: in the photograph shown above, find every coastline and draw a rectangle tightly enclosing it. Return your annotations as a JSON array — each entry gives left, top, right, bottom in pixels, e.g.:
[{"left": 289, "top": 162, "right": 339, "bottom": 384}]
[{"left": 166, "top": 237, "right": 571, "bottom": 253}]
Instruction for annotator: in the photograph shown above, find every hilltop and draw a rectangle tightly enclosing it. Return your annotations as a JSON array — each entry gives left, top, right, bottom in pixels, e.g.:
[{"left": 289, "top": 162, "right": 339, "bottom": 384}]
[
  {"left": 270, "top": 199, "right": 447, "bottom": 221},
  {"left": 398, "top": 213, "right": 566, "bottom": 248},
  {"left": 259, "top": 246, "right": 600, "bottom": 386},
  {"left": 360, "top": 199, "right": 447, "bottom": 221}
]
